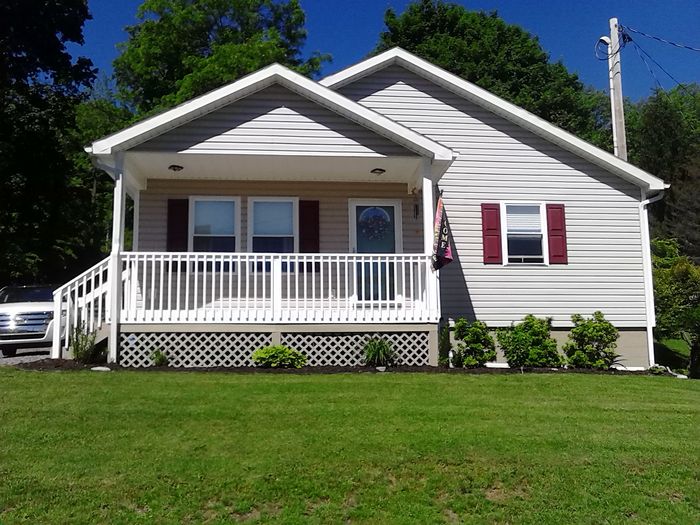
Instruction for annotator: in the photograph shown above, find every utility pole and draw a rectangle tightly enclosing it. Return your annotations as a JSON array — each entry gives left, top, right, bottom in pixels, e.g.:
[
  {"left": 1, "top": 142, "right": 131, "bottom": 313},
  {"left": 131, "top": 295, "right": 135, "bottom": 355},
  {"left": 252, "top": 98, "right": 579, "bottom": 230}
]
[{"left": 599, "top": 17, "right": 627, "bottom": 160}]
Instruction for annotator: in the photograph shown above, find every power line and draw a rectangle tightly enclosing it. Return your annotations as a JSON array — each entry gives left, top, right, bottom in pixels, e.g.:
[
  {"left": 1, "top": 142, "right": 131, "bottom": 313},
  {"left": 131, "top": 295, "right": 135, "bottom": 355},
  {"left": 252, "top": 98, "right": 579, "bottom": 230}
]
[
  {"left": 628, "top": 37, "right": 694, "bottom": 96},
  {"left": 621, "top": 25, "right": 700, "bottom": 53}
]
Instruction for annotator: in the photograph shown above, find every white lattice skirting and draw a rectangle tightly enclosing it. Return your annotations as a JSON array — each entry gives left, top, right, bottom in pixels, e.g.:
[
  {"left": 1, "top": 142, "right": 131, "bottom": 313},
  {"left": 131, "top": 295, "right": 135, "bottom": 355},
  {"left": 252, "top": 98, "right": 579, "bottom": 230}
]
[
  {"left": 281, "top": 332, "right": 430, "bottom": 367},
  {"left": 119, "top": 331, "right": 430, "bottom": 368}
]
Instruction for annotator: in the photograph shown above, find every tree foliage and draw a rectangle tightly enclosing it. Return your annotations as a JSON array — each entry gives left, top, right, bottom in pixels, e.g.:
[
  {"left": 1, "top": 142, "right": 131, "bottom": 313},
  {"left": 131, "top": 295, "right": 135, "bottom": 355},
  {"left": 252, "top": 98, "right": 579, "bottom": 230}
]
[
  {"left": 628, "top": 85, "right": 700, "bottom": 259},
  {"left": 374, "top": 0, "right": 611, "bottom": 147},
  {"left": 0, "top": 0, "right": 96, "bottom": 284},
  {"left": 114, "top": 0, "right": 329, "bottom": 114},
  {"left": 651, "top": 239, "right": 700, "bottom": 377}
]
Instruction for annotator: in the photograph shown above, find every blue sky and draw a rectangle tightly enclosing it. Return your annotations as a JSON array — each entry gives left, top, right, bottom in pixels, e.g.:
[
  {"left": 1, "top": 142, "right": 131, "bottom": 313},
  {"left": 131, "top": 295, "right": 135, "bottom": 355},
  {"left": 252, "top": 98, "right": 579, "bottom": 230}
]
[{"left": 74, "top": 0, "right": 700, "bottom": 101}]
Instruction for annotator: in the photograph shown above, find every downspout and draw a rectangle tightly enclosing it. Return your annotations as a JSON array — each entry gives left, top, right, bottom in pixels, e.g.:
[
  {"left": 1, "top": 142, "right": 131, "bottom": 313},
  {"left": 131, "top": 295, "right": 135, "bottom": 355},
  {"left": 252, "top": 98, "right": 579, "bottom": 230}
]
[{"left": 639, "top": 189, "right": 665, "bottom": 367}]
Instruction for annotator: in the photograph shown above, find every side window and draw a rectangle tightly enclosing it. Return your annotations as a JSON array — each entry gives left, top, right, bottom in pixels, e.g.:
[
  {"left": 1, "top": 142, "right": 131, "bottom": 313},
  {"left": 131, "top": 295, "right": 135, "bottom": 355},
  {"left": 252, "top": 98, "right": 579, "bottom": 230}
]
[
  {"left": 505, "top": 204, "right": 545, "bottom": 264},
  {"left": 249, "top": 198, "right": 298, "bottom": 253},
  {"left": 190, "top": 198, "right": 239, "bottom": 252}
]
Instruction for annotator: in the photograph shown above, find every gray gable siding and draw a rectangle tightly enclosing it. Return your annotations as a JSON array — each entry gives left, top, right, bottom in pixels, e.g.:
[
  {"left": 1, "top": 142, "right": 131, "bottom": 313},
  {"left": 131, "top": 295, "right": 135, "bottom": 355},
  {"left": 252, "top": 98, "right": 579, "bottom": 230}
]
[
  {"left": 340, "top": 65, "right": 646, "bottom": 327},
  {"left": 134, "top": 84, "right": 414, "bottom": 157}
]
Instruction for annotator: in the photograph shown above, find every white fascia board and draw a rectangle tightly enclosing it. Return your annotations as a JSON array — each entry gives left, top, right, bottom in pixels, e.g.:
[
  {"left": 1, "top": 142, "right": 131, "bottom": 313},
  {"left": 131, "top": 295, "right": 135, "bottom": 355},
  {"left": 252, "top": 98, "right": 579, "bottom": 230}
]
[
  {"left": 90, "top": 63, "right": 454, "bottom": 164},
  {"left": 321, "top": 48, "right": 666, "bottom": 193}
]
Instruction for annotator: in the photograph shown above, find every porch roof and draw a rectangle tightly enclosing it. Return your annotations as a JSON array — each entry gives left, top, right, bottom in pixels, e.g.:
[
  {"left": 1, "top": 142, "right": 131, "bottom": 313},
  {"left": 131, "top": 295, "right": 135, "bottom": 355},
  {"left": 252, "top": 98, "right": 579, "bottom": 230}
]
[{"left": 88, "top": 63, "right": 455, "bottom": 179}]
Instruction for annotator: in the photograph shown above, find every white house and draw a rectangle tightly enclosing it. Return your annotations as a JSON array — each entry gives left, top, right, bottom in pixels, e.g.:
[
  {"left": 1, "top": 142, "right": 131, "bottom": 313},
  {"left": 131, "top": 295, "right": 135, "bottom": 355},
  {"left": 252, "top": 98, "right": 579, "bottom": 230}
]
[{"left": 52, "top": 48, "right": 666, "bottom": 369}]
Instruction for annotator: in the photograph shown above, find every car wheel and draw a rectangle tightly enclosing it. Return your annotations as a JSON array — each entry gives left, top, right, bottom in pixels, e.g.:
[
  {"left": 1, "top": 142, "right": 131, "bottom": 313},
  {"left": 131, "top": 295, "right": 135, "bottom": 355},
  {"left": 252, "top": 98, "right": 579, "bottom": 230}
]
[{"left": 1, "top": 347, "right": 17, "bottom": 358}]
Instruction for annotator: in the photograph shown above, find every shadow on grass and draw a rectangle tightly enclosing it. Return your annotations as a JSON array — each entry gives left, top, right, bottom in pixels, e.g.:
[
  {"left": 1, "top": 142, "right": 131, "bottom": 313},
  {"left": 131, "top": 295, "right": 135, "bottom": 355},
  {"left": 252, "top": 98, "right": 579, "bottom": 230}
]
[{"left": 654, "top": 338, "right": 690, "bottom": 371}]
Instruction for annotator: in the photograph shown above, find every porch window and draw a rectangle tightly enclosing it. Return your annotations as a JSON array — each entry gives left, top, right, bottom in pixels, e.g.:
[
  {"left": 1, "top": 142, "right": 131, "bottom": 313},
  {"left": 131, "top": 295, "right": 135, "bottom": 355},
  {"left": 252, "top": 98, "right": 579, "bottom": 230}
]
[
  {"left": 249, "top": 198, "right": 298, "bottom": 253},
  {"left": 189, "top": 197, "right": 240, "bottom": 252},
  {"left": 504, "top": 204, "right": 545, "bottom": 264}
]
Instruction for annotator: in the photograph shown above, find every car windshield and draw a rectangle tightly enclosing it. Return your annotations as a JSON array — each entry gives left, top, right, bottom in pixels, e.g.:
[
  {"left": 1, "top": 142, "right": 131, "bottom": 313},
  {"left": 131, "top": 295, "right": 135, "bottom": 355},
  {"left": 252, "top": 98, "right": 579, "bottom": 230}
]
[{"left": 0, "top": 286, "right": 54, "bottom": 303}]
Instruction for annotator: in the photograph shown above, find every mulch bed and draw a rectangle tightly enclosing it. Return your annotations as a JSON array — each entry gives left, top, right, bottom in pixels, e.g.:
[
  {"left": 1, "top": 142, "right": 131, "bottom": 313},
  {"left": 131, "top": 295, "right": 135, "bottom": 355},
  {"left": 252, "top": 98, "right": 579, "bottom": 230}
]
[{"left": 15, "top": 358, "right": 655, "bottom": 375}]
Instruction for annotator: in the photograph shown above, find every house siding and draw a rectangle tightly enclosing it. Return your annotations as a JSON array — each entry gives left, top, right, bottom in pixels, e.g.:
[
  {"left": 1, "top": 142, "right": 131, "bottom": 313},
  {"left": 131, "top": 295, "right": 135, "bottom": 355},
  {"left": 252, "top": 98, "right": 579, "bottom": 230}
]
[
  {"left": 138, "top": 179, "right": 424, "bottom": 254},
  {"left": 133, "top": 84, "right": 413, "bottom": 157},
  {"left": 340, "top": 65, "right": 647, "bottom": 328}
]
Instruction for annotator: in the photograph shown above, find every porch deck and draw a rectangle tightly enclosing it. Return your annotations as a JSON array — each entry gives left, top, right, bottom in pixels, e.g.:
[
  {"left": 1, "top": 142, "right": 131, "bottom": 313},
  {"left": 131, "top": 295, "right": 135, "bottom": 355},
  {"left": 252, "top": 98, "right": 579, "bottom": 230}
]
[{"left": 51, "top": 252, "right": 439, "bottom": 359}]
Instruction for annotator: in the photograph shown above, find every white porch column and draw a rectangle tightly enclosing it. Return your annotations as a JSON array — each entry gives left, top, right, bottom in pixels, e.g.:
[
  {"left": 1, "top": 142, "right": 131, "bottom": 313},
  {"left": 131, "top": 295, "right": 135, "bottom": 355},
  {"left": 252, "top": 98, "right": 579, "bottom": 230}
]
[
  {"left": 108, "top": 153, "right": 126, "bottom": 363},
  {"left": 422, "top": 162, "right": 440, "bottom": 323}
]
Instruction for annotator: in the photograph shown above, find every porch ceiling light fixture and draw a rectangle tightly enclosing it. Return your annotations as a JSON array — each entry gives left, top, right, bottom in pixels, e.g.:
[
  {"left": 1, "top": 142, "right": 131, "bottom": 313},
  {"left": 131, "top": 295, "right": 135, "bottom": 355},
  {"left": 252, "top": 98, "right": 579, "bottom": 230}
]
[
  {"left": 168, "top": 164, "right": 184, "bottom": 172},
  {"left": 370, "top": 168, "right": 386, "bottom": 176}
]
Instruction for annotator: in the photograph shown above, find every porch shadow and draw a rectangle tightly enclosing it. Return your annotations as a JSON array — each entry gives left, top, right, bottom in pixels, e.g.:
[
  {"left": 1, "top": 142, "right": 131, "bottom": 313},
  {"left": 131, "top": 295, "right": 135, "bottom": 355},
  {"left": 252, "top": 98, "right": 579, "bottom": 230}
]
[{"left": 438, "top": 227, "right": 475, "bottom": 323}]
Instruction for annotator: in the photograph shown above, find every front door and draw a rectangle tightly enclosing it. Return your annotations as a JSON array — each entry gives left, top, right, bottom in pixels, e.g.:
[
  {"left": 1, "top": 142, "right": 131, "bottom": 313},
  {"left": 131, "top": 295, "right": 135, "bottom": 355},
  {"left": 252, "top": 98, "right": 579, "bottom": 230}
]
[{"left": 350, "top": 200, "right": 402, "bottom": 301}]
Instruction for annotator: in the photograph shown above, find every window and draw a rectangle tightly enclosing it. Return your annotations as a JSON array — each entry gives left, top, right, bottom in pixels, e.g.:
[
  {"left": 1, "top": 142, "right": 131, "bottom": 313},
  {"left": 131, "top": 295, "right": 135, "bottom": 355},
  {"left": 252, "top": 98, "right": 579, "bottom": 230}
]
[
  {"left": 189, "top": 197, "right": 239, "bottom": 252},
  {"left": 249, "top": 198, "right": 298, "bottom": 253},
  {"left": 504, "top": 204, "right": 545, "bottom": 264}
]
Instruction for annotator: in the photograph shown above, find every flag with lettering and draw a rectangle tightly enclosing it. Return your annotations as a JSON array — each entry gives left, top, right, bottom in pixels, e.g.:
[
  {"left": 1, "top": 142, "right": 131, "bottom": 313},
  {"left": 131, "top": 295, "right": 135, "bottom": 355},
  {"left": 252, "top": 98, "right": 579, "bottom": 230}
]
[{"left": 432, "top": 193, "right": 453, "bottom": 271}]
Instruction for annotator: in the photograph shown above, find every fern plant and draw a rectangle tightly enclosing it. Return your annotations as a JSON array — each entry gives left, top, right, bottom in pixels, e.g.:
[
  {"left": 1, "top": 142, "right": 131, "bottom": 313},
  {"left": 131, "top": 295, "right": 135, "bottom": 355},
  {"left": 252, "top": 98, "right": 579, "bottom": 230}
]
[{"left": 363, "top": 338, "right": 396, "bottom": 367}]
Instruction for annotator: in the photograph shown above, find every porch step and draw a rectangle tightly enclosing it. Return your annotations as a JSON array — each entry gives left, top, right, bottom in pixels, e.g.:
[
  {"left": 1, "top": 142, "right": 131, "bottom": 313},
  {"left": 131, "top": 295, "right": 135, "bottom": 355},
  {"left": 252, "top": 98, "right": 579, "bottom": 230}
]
[{"left": 95, "top": 324, "right": 110, "bottom": 345}]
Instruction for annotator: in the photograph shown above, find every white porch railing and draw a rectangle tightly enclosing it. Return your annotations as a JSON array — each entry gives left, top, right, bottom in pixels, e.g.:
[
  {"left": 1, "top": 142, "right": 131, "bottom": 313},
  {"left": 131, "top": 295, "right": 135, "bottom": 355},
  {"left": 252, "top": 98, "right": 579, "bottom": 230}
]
[
  {"left": 120, "top": 252, "right": 439, "bottom": 324},
  {"left": 51, "top": 257, "right": 111, "bottom": 358}
]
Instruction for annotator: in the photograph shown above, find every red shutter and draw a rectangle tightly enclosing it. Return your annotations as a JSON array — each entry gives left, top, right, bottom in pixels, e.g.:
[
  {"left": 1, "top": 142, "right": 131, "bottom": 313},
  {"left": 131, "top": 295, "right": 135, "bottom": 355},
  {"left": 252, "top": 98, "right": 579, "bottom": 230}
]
[
  {"left": 481, "top": 203, "right": 502, "bottom": 264},
  {"left": 546, "top": 204, "right": 568, "bottom": 264},
  {"left": 167, "top": 199, "right": 189, "bottom": 251},
  {"left": 299, "top": 200, "right": 320, "bottom": 253}
]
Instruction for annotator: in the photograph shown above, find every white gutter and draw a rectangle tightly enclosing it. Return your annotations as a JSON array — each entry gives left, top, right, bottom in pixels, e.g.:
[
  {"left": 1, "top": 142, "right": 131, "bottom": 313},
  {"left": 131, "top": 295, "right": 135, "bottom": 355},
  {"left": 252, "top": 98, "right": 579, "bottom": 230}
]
[{"left": 639, "top": 189, "right": 665, "bottom": 367}]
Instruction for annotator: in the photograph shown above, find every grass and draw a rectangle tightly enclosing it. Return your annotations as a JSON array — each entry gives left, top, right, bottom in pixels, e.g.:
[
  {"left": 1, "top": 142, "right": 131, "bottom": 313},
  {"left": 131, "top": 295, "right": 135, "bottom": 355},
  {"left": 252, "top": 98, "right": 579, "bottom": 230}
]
[
  {"left": 655, "top": 338, "right": 691, "bottom": 371},
  {"left": 0, "top": 369, "right": 698, "bottom": 524}
]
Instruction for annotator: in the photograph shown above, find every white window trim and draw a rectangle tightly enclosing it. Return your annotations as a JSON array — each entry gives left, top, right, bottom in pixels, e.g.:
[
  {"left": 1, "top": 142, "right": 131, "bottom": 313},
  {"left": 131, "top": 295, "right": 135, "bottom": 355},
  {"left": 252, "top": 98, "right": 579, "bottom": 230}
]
[
  {"left": 188, "top": 196, "right": 241, "bottom": 252},
  {"left": 348, "top": 199, "right": 404, "bottom": 254},
  {"left": 500, "top": 201, "right": 549, "bottom": 266},
  {"left": 247, "top": 196, "right": 299, "bottom": 253}
]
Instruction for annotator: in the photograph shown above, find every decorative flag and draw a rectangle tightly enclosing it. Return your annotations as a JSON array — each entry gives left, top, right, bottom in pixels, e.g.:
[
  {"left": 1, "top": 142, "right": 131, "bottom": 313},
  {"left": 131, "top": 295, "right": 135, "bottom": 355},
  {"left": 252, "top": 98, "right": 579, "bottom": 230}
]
[{"left": 432, "top": 192, "right": 453, "bottom": 271}]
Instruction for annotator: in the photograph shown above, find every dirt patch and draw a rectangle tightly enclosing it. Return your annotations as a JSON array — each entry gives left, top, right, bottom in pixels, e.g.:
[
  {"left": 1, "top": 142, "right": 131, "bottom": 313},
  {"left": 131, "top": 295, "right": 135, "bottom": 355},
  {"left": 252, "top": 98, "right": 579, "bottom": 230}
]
[
  {"left": 14, "top": 359, "right": 654, "bottom": 375},
  {"left": 14, "top": 358, "right": 116, "bottom": 371}
]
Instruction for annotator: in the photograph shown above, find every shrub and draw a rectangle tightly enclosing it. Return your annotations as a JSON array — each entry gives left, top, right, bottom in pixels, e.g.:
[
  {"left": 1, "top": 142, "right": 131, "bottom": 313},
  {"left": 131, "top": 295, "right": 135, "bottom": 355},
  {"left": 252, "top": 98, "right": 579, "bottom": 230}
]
[
  {"left": 453, "top": 319, "right": 496, "bottom": 368},
  {"left": 251, "top": 345, "right": 306, "bottom": 368},
  {"left": 363, "top": 338, "right": 396, "bottom": 367},
  {"left": 151, "top": 349, "right": 169, "bottom": 367},
  {"left": 496, "top": 315, "right": 562, "bottom": 368},
  {"left": 563, "top": 311, "right": 619, "bottom": 369},
  {"left": 438, "top": 325, "right": 451, "bottom": 367},
  {"left": 70, "top": 324, "right": 102, "bottom": 363}
]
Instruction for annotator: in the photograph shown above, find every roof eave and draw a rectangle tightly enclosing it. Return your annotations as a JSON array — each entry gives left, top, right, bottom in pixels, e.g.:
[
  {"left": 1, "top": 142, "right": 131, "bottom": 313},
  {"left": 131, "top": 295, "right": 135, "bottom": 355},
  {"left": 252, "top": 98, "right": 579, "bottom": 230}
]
[
  {"left": 321, "top": 48, "right": 666, "bottom": 192},
  {"left": 89, "top": 62, "right": 454, "bottom": 165}
]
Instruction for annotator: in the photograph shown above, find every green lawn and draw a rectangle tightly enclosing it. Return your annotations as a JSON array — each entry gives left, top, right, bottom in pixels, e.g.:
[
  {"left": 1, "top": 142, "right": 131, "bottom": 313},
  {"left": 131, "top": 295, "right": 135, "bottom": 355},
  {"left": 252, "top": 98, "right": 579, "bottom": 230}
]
[
  {"left": 0, "top": 369, "right": 698, "bottom": 524},
  {"left": 655, "top": 338, "right": 692, "bottom": 372}
]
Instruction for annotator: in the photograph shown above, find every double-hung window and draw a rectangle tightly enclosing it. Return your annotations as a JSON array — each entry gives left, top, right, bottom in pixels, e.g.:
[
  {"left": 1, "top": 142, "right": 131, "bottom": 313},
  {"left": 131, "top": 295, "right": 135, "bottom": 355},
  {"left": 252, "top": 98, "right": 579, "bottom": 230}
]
[
  {"left": 504, "top": 204, "right": 545, "bottom": 264},
  {"left": 248, "top": 197, "right": 298, "bottom": 253},
  {"left": 189, "top": 197, "right": 240, "bottom": 252}
]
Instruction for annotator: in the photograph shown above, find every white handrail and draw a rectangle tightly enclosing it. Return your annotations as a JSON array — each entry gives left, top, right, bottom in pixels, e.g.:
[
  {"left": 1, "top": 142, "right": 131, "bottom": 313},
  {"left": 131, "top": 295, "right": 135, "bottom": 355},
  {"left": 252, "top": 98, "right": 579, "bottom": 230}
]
[
  {"left": 51, "top": 256, "right": 111, "bottom": 359},
  {"left": 119, "top": 252, "right": 439, "bottom": 325}
]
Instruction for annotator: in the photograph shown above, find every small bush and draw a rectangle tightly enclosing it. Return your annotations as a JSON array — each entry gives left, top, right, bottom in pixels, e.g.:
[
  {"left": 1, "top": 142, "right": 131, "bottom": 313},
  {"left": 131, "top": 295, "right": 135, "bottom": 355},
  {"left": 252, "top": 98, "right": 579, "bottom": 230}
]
[
  {"left": 497, "top": 315, "right": 562, "bottom": 368},
  {"left": 363, "top": 338, "right": 396, "bottom": 367},
  {"left": 438, "top": 325, "right": 451, "bottom": 367},
  {"left": 563, "top": 311, "right": 619, "bottom": 369},
  {"left": 70, "top": 324, "right": 102, "bottom": 363},
  {"left": 151, "top": 349, "right": 169, "bottom": 367},
  {"left": 453, "top": 319, "right": 496, "bottom": 368},
  {"left": 252, "top": 345, "right": 306, "bottom": 368}
]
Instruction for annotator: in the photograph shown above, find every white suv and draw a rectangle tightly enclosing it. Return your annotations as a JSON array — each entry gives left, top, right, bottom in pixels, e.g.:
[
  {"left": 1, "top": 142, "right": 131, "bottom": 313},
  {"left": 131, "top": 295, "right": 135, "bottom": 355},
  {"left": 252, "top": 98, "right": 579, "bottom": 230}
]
[{"left": 0, "top": 286, "right": 59, "bottom": 357}]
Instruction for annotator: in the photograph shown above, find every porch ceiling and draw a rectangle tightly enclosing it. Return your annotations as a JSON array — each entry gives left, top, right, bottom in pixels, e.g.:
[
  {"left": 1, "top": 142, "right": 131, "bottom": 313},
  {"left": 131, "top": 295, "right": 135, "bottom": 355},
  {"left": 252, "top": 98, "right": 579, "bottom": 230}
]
[{"left": 125, "top": 151, "right": 425, "bottom": 189}]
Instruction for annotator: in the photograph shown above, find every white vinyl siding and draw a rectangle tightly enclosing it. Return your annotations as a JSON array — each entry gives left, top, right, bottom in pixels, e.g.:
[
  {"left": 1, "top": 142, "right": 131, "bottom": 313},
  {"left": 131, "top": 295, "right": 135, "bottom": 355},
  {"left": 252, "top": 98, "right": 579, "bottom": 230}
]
[
  {"left": 340, "top": 65, "right": 647, "bottom": 327},
  {"left": 133, "top": 84, "right": 413, "bottom": 157}
]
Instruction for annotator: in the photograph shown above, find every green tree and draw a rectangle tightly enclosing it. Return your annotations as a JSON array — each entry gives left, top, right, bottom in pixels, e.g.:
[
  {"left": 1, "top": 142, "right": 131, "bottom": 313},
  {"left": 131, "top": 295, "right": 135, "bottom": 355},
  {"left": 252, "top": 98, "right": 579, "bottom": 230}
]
[
  {"left": 374, "top": 0, "right": 611, "bottom": 147},
  {"left": 627, "top": 85, "right": 700, "bottom": 259},
  {"left": 0, "top": 0, "right": 96, "bottom": 284},
  {"left": 114, "top": 0, "right": 329, "bottom": 114},
  {"left": 651, "top": 239, "right": 700, "bottom": 377}
]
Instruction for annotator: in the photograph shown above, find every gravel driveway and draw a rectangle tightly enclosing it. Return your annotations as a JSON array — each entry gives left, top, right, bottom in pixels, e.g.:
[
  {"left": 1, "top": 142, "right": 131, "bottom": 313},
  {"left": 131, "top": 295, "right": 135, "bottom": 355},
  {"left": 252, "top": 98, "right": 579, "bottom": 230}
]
[{"left": 0, "top": 347, "right": 50, "bottom": 366}]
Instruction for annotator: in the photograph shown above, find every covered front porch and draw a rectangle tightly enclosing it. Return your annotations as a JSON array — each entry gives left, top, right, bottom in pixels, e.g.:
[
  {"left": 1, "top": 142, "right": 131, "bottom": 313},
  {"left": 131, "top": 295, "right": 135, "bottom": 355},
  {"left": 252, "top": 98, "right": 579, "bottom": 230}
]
[{"left": 51, "top": 64, "right": 455, "bottom": 365}]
